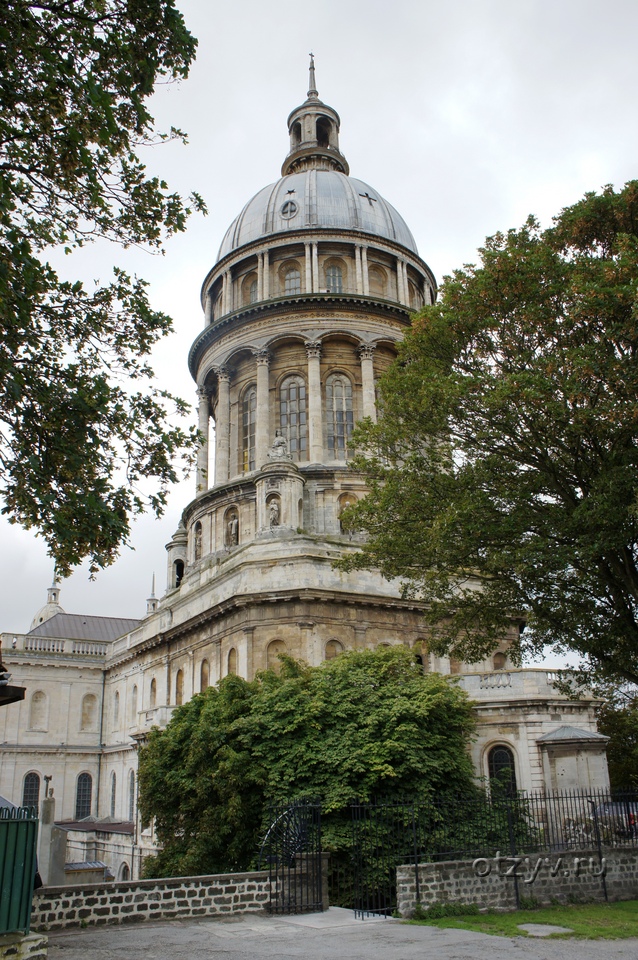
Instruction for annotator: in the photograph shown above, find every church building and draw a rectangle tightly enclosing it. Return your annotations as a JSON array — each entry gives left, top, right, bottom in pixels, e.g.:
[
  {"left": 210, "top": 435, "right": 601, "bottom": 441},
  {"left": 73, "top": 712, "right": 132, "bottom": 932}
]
[{"left": 0, "top": 61, "right": 609, "bottom": 881}]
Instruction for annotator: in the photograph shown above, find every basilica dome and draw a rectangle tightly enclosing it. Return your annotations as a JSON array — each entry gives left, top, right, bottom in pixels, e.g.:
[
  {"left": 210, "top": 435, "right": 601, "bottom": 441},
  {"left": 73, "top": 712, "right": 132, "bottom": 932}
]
[{"left": 217, "top": 170, "right": 418, "bottom": 260}]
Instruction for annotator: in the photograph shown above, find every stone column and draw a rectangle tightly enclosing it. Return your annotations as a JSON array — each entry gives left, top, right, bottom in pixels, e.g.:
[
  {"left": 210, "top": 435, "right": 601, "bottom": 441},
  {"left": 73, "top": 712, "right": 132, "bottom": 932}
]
[
  {"left": 305, "top": 340, "right": 323, "bottom": 463},
  {"left": 355, "top": 245, "right": 363, "bottom": 294},
  {"left": 214, "top": 368, "right": 230, "bottom": 485},
  {"left": 361, "top": 245, "right": 369, "bottom": 295},
  {"left": 196, "top": 386, "right": 210, "bottom": 494},
  {"left": 204, "top": 290, "right": 213, "bottom": 325},
  {"left": 263, "top": 250, "right": 270, "bottom": 299},
  {"left": 358, "top": 345, "right": 377, "bottom": 422},
  {"left": 312, "top": 243, "right": 320, "bottom": 293},
  {"left": 255, "top": 350, "right": 270, "bottom": 467},
  {"left": 305, "top": 243, "right": 312, "bottom": 293}
]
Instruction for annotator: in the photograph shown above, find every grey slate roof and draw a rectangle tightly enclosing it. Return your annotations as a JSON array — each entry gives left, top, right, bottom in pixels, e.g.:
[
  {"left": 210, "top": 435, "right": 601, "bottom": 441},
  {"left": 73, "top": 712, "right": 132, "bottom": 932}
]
[
  {"left": 27, "top": 612, "right": 140, "bottom": 642},
  {"left": 537, "top": 725, "right": 609, "bottom": 743}
]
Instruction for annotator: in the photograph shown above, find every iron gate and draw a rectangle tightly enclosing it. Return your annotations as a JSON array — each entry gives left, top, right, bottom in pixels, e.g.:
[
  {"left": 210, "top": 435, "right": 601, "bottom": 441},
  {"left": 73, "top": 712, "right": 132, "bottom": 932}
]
[{"left": 258, "top": 799, "right": 323, "bottom": 914}]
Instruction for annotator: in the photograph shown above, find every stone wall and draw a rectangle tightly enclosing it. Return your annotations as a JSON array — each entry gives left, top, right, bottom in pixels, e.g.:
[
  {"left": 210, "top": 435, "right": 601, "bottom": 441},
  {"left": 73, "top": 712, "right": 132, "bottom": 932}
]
[
  {"left": 396, "top": 847, "right": 638, "bottom": 916},
  {"left": 0, "top": 933, "right": 47, "bottom": 960},
  {"left": 30, "top": 871, "right": 272, "bottom": 931}
]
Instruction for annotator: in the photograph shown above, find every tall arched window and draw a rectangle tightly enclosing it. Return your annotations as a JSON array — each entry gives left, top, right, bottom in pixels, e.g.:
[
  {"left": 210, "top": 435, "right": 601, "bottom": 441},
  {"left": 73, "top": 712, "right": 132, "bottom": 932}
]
[
  {"left": 227, "top": 648, "right": 237, "bottom": 676},
  {"left": 488, "top": 745, "right": 517, "bottom": 797},
  {"left": 113, "top": 690, "right": 120, "bottom": 727},
  {"left": 75, "top": 773, "right": 92, "bottom": 819},
  {"left": 368, "top": 265, "right": 387, "bottom": 298},
  {"left": 128, "top": 769, "right": 135, "bottom": 821},
  {"left": 284, "top": 266, "right": 301, "bottom": 295},
  {"left": 130, "top": 685, "right": 138, "bottom": 724},
  {"left": 174, "top": 559, "right": 184, "bottom": 588},
  {"left": 242, "top": 385, "right": 257, "bottom": 472},
  {"left": 119, "top": 862, "right": 131, "bottom": 881},
  {"left": 249, "top": 278, "right": 258, "bottom": 303},
  {"left": 29, "top": 691, "right": 47, "bottom": 731},
  {"left": 325, "top": 264, "right": 343, "bottom": 293},
  {"left": 267, "top": 639, "right": 286, "bottom": 671},
  {"left": 22, "top": 772, "right": 40, "bottom": 810},
  {"left": 200, "top": 659, "right": 210, "bottom": 691},
  {"left": 80, "top": 693, "right": 98, "bottom": 732},
  {"left": 326, "top": 374, "right": 354, "bottom": 458},
  {"left": 280, "top": 376, "right": 307, "bottom": 461},
  {"left": 110, "top": 772, "right": 117, "bottom": 818},
  {"left": 149, "top": 677, "right": 157, "bottom": 709},
  {"left": 175, "top": 669, "right": 184, "bottom": 706},
  {"left": 325, "top": 640, "right": 343, "bottom": 660}
]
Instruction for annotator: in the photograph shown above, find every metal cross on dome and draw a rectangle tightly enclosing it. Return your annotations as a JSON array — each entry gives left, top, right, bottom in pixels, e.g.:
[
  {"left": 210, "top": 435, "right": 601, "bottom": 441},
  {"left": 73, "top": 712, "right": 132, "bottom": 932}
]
[{"left": 359, "top": 192, "right": 377, "bottom": 205}]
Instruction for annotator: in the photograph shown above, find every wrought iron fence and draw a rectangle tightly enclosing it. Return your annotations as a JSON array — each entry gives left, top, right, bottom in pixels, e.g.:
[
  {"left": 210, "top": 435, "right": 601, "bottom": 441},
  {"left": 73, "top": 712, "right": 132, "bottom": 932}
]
[
  {"left": 329, "top": 789, "right": 638, "bottom": 917},
  {"left": 258, "top": 799, "right": 324, "bottom": 914}
]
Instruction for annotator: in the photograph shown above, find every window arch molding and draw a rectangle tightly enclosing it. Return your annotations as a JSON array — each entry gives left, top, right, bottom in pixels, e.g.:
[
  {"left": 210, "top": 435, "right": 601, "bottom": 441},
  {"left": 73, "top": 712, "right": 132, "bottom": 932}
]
[
  {"left": 325, "top": 372, "right": 354, "bottom": 459},
  {"left": 486, "top": 743, "right": 518, "bottom": 797},
  {"left": 22, "top": 772, "right": 41, "bottom": 809},
  {"left": 266, "top": 639, "right": 287, "bottom": 672}
]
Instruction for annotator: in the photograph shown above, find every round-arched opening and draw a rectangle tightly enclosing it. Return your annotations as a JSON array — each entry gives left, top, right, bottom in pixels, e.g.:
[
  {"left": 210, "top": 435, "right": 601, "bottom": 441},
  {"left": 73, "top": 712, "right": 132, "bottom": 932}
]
[{"left": 487, "top": 745, "right": 517, "bottom": 797}]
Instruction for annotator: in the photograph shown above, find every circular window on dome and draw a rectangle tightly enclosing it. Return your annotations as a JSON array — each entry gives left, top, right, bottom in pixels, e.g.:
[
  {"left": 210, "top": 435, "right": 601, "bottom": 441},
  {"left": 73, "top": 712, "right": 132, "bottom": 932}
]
[{"left": 280, "top": 200, "right": 298, "bottom": 220}]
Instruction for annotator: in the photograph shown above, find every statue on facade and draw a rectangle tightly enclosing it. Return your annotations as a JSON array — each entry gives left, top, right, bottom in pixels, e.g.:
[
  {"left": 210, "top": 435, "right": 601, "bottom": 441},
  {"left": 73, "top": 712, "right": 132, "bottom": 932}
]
[
  {"left": 268, "top": 497, "right": 280, "bottom": 528},
  {"left": 227, "top": 513, "right": 239, "bottom": 546},
  {"left": 268, "top": 429, "right": 291, "bottom": 461}
]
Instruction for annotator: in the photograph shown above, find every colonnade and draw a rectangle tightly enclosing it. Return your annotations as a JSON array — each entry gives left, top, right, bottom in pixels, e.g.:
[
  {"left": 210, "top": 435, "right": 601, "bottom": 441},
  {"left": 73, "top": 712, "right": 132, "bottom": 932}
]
[
  {"left": 205, "top": 242, "right": 430, "bottom": 322},
  {"left": 194, "top": 341, "right": 378, "bottom": 492}
]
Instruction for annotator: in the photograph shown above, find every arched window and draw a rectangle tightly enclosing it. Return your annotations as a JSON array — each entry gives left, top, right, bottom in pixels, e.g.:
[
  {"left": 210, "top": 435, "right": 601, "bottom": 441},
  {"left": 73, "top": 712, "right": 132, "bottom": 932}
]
[
  {"left": 284, "top": 266, "right": 301, "bottom": 295},
  {"left": 110, "top": 772, "right": 117, "bottom": 818},
  {"left": 369, "top": 265, "right": 387, "bottom": 298},
  {"left": 22, "top": 772, "right": 40, "bottom": 810},
  {"left": 280, "top": 375, "right": 307, "bottom": 461},
  {"left": 325, "top": 640, "right": 343, "bottom": 660},
  {"left": 80, "top": 693, "right": 98, "bottom": 732},
  {"left": 75, "top": 773, "right": 92, "bottom": 819},
  {"left": 325, "top": 264, "right": 343, "bottom": 294},
  {"left": 316, "top": 116, "right": 331, "bottom": 147},
  {"left": 488, "top": 745, "right": 517, "bottom": 797},
  {"left": 29, "top": 691, "right": 47, "bottom": 731},
  {"left": 119, "top": 862, "right": 130, "bottom": 881},
  {"left": 175, "top": 669, "right": 183, "bottom": 706},
  {"left": 242, "top": 385, "right": 257, "bottom": 472},
  {"left": 227, "top": 648, "right": 237, "bottom": 676},
  {"left": 326, "top": 374, "right": 353, "bottom": 458},
  {"left": 113, "top": 690, "right": 120, "bottom": 727},
  {"left": 174, "top": 559, "right": 184, "bottom": 588},
  {"left": 149, "top": 677, "right": 156, "bottom": 709},
  {"left": 493, "top": 652, "right": 507, "bottom": 670},
  {"left": 128, "top": 769, "right": 135, "bottom": 821},
  {"left": 249, "top": 278, "right": 258, "bottom": 303},
  {"left": 200, "top": 659, "right": 210, "bottom": 691},
  {"left": 267, "top": 639, "right": 286, "bottom": 672},
  {"left": 130, "top": 685, "right": 138, "bottom": 724}
]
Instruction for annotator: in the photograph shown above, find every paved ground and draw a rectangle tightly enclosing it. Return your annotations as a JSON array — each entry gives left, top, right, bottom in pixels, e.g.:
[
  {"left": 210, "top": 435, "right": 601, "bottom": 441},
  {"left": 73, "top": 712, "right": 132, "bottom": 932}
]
[{"left": 46, "top": 907, "right": 638, "bottom": 960}]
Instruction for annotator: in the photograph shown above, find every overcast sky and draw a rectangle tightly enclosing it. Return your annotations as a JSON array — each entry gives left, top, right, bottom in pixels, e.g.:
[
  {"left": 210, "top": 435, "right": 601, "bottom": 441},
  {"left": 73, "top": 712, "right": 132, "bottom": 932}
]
[{"left": 2, "top": 0, "right": 637, "bottom": 655}]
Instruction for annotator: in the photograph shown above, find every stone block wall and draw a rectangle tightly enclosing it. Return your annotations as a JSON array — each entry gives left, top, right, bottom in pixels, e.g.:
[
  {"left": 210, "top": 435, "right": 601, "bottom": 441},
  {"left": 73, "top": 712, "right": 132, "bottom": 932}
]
[
  {"left": 30, "top": 871, "right": 272, "bottom": 931},
  {"left": 0, "top": 933, "right": 48, "bottom": 960},
  {"left": 397, "top": 847, "right": 638, "bottom": 916}
]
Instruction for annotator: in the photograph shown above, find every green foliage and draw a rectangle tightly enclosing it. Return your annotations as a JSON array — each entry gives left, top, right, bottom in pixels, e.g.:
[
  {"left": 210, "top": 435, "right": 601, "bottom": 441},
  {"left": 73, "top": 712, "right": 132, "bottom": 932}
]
[
  {"left": 597, "top": 696, "right": 638, "bottom": 791},
  {"left": 340, "top": 183, "right": 638, "bottom": 687},
  {"left": 0, "top": 1, "right": 205, "bottom": 575},
  {"left": 412, "top": 901, "right": 479, "bottom": 919},
  {"left": 137, "top": 647, "right": 476, "bottom": 877}
]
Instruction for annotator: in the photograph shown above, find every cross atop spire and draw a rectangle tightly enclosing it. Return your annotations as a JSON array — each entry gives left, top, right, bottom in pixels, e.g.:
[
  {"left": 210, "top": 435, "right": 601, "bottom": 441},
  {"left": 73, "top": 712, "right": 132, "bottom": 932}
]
[{"left": 307, "top": 52, "right": 318, "bottom": 100}]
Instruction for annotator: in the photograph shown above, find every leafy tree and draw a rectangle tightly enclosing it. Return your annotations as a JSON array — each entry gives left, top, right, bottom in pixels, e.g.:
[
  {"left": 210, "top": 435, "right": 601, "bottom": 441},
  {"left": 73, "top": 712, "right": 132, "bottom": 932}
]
[
  {"left": 0, "top": 1, "right": 205, "bottom": 575},
  {"left": 597, "top": 693, "right": 638, "bottom": 791},
  {"left": 340, "top": 183, "right": 638, "bottom": 688},
  {"left": 137, "top": 647, "right": 476, "bottom": 877}
]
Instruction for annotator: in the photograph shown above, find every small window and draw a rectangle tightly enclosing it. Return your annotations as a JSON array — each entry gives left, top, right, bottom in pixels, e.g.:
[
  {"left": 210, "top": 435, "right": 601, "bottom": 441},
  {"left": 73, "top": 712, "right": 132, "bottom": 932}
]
[
  {"left": 281, "top": 200, "right": 298, "bottom": 220},
  {"left": 325, "top": 264, "right": 343, "bottom": 294},
  {"left": 113, "top": 690, "right": 120, "bottom": 727},
  {"left": 130, "top": 685, "right": 138, "bottom": 725},
  {"left": 488, "top": 745, "right": 517, "bottom": 797},
  {"left": 242, "top": 385, "right": 257, "bottom": 472},
  {"left": 128, "top": 769, "right": 135, "bottom": 821},
  {"left": 249, "top": 278, "right": 258, "bottom": 303},
  {"left": 200, "top": 659, "right": 210, "bottom": 691},
  {"left": 119, "top": 862, "right": 131, "bottom": 881},
  {"left": 174, "top": 559, "right": 184, "bottom": 588},
  {"left": 227, "top": 648, "right": 237, "bottom": 676},
  {"left": 369, "top": 265, "right": 387, "bottom": 297},
  {"left": 493, "top": 652, "right": 507, "bottom": 670},
  {"left": 149, "top": 677, "right": 157, "bottom": 710},
  {"left": 284, "top": 266, "right": 301, "bottom": 295},
  {"left": 325, "top": 640, "right": 343, "bottom": 660},
  {"left": 110, "top": 772, "right": 117, "bottom": 818},
  {"left": 81, "top": 693, "right": 98, "bottom": 732},
  {"left": 22, "top": 772, "right": 40, "bottom": 810},
  {"left": 175, "top": 669, "right": 184, "bottom": 706},
  {"left": 75, "top": 773, "right": 92, "bottom": 820}
]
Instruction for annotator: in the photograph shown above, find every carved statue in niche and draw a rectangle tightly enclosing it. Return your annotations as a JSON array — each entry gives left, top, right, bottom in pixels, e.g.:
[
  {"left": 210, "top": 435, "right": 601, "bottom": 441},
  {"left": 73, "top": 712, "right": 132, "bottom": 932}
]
[
  {"left": 194, "top": 523, "right": 202, "bottom": 561},
  {"left": 226, "top": 511, "right": 239, "bottom": 547},
  {"left": 268, "top": 496, "right": 280, "bottom": 528},
  {"left": 268, "top": 429, "right": 291, "bottom": 461},
  {"left": 338, "top": 495, "right": 356, "bottom": 537}
]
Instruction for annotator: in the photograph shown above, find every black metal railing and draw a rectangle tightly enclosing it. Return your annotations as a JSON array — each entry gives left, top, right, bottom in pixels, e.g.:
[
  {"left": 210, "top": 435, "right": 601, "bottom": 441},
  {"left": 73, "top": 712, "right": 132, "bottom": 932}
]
[
  {"left": 258, "top": 799, "right": 324, "bottom": 915},
  {"left": 330, "top": 789, "right": 638, "bottom": 917}
]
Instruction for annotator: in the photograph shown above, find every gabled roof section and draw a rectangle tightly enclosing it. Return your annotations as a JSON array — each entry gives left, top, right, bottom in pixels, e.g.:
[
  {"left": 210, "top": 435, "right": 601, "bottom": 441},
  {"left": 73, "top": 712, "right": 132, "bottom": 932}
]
[
  {"left": 27, "top": 613, "right": 140, "bottom": 643},
  {"left": 537, "top": 725, "right": 609, "bottom": 744}
]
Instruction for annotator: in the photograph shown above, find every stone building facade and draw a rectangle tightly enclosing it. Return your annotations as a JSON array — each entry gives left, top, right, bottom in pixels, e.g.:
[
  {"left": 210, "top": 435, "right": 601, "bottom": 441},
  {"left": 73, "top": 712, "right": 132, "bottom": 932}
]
[{"left": 0, "top": 62, "right": 609, "bottom": 880}]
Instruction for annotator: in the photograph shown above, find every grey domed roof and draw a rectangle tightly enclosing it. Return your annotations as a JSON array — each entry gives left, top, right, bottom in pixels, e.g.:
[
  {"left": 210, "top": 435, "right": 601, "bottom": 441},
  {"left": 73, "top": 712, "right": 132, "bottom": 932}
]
[{"left": 218, "top": 170, "right": 418, "bottom": 260}]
